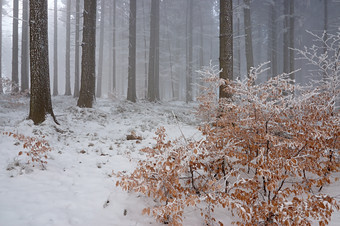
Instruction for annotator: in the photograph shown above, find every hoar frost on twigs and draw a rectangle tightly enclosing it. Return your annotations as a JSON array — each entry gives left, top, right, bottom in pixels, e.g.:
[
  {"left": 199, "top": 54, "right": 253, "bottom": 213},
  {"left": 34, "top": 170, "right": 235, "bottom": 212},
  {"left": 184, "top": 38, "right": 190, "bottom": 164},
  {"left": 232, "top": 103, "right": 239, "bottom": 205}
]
[{"left": 115, "top": 59, "right": 339, "bottom": 225}]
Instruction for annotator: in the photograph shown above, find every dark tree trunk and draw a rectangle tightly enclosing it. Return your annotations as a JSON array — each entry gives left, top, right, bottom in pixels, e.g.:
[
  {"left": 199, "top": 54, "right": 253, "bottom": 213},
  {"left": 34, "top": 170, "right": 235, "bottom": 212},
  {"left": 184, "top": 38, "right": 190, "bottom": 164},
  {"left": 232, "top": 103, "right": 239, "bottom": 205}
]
[
  {"left": 147, "top": 0, "right": 160, "bottom": 102},
  {"left": 12, "top": 0, "right": 19, "bottom": 93},
  {"left": 21, "top": 0, "right": 29, "bottom": 93},
  {"left": 243, "top": 0, "right": 254, "bottom": 77},
  {"left": 186, "top": 0, "right": 193, "bottom": 103},
  {"left": 127, "top": 0, "right": 137, "bottom": 102},
  {"left": 53, "top": 0, "right": 58, "bottom": 96},
  {"left": 65, "top": 0, "right": 72, "bottom": 95},
  {"left": 289, "top": 0, "right": 295, "bottom": 81},
  {"left": 142, "top": 0, "right": 148, "bottom": 99},
  {"left": 219, "top": 0, "right": 233, "bottom": 99},
  {"left": 74, "top": 0, "right": 81, "bottom": 97},
  {"left": 29, "top": 0, "right": 57, "bottom": 125},
  {"left": 268, "top": 1, "right": 277, "bottom": 80},
  {"left": 0, "top": 0, "right": 3, "bottom": 94},
  {"left": 77, "top": 0, "right": 97, "bottom": 108},
  {"left": 283, "top": 0, "right": 289, "bottom": 74},
  {"left": 96, "top": 0, "right": 105, "bottom": 98},
  {"left": 111, "top": 0, "right": 116, "bottom": 94}
]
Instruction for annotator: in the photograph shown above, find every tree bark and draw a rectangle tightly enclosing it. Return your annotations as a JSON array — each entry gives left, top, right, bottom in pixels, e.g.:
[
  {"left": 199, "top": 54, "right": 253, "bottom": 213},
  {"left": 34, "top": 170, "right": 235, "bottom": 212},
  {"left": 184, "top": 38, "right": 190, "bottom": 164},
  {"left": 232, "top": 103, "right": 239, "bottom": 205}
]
[
  {"left": 21, "top": 0, "right": 29, "bottom": 93},
  {"left": 243, "top": 0, "right": 253, "bottom": 78},
  {"left": 29, "top": 0, "right": 57, "bottom": 125},
  {"left": 289, "top": 0, "right": 295, "bottom": 81},
  {"left": 77, "top": 0, "right": 97, "bottom": 108},
  {"left": 65, "top": 0, "right": 72, "bottom": 95},
  {"left": 53, "top": 0, "right": 58, "bottom": 96},
  {"left": 96, "top": 0, "right": 105, "bottom": 98},
  {"left": 127, "top": 0, "right": 137, "bottom": 102},
  {"left": 0, "top": 0, "right": 3, "bottom": 94},
  {"left": 219, "top": 0, "right": 233, "bottom": 99},
  {"left": 268, "top": 1, "right": 277, "bottom": 80},
  {"left": 186, "top": 0, "right": 193, "bottom": 103},
  {"left": 147, "top": 0, "right": 160, "bottom": 102},
  {"left": 12, "top": 0, "right": 19, "bottom": 93},
  {"left": 283, "top": 0, "right": 289, "bottom": 74},
  {"left": 74, "top": 0, "right": 81, "bottom": 97},
  {"left": 112, "top": 0, "right": 116, "bottom": 94}
]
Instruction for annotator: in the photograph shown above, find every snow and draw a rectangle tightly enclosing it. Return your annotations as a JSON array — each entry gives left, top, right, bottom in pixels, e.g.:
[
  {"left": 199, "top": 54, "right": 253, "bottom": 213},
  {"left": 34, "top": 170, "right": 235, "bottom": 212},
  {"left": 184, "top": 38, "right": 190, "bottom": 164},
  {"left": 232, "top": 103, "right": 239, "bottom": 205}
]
[{"left": 0, "top": 95, "right": 339, "bottom": 225}]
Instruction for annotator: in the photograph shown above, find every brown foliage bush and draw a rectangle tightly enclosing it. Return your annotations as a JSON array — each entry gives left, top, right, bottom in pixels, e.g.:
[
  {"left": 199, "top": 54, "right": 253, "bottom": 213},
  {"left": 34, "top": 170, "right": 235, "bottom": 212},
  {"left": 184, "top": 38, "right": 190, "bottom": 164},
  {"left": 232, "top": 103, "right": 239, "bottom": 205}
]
[{"left": 115, "top": 62, "right": 339, "bottom": 225}]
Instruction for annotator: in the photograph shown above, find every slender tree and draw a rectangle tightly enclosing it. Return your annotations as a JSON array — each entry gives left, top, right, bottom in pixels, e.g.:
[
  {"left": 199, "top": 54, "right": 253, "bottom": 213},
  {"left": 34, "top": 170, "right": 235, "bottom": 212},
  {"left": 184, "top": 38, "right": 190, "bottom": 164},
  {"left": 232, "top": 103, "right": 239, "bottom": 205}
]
[
  {"left": 127, "top": 0, "right": 137, "bottom": 102},
  {"left": 0, "top": 0, "right": 3, "bottom": 94},
  {"left": 77, "top": 0, "right": 97, "bottom": 108},
  {"left": 219, "top": 0, "right": 233, "bottom": 98},
  {"left": 186, "top": 0, "right": 193, "bottom": 103},
  {"left": 283, "top": 0, "right": 289, "bottom": 74},
  {"left": 112, "top": 0, "right": 116, "bottom": 94},
  {"left": 268, "top": 1, "right": 277, "bottom": 79},
  {"left": 65, "top": 0, "right": 72, "bottom": 95},
  {"left": 12, "top": 0, "right": 19, "bottom": 93},
  {"left": 289, "top": 0, "right": 295, "bottom": 81},
  {"left": 21, "top": 0, "right": 29, "bottom": 93},
  {"left": 147, "top": 0, "right": 160, "bottom": 102},
  {"left": 96, "top": 0, "right": 105, "bottom": 98},
  {"left": 53, "top": 0, "right": 58, "bottom": 96},
  {"left": 74, "top": 0, "right": 80, "bottom": 97},
  {"left": 243, "top": 0, "right": 254, "bottom": 77},
  {"left": 29, "top": 0, "right": 57, "bottom": 124}
]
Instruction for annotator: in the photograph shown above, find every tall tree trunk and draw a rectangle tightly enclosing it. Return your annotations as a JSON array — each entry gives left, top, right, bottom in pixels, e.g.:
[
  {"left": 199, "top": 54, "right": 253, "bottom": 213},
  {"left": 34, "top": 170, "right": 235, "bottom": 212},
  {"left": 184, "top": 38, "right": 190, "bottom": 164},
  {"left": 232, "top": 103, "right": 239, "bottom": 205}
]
[
  {"left": 53, "top": 0, "right": 58, "bottom": 96},
  {"left": 243, "top": 0, "right": 254, "bottom": 78},
  {"left": 65, "top": 0, "right": 72, "bottom": 95},
  {"left": 236, "top": 0, "right": 241, "bottom": 77},
  {"left": 127, "top": 0, "right": 137, "bottom": 102},
  {"left": 29, "top": 0, "right": 57, "bottom": 125},
  {"left": 142, "top": 0, "right": 148, "bottom": 99},
  {"left": 219, "top": 0, "right": 233, "bottom": 99},
  {"left": 21, "top": 0, "right": 29, "bottom": 93},
  {"left": 77, "top": 0, "right": 97, "bottom": 108},
  {"left": 96, "top": 0, "right": 105, "bottom": 98},
  {"left": 283, "top": 0, "right": 289, "bottom": 74},
  {"left": 147, "top": 0, "right": 160, "bottom": 102},
  {"left": 186, "top": 0, "right": 193, "bottom": 103},
  {"left": 12, "top": 0, "right": 19, "bottom": 93},
  {"left": 289, "top": 0, "right": 295, "bottom": 81},
  {"left": 112, "top": 0, "right": 116, "bottom": 94},
  {"left": 0, "top": 0, "right": 3, "bottom": 94},
  {"left": 268, "top": 1, "right": 277, "bottom": 80},
  {"left": 323, "top": 0, "right": 328, "bottom": 79},
  {"left": 164, "top": 1, "right": 174, "bottom": 100},
  {"left": 74, "top": 0, "right": 81, "bottom": 97}
]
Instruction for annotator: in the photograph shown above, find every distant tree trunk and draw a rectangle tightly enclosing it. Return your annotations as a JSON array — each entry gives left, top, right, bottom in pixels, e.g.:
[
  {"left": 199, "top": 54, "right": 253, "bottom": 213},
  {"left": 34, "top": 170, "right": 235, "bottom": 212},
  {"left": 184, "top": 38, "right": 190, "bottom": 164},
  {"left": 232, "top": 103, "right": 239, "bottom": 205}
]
[
  {"left": 77, "top": 0, "right": 97, "bottom": 108},
  {"left": 164, "top": 1, "right": 174, "bottom": 99},
  {"left": 283, "top": 0, "right": 289, "bottom": 74},
  {"left": 243, "top": 0, "right": 254, "bottom": 77},
  {"left": 12, "top": 0, "right": 19, "bottom": 93},
  {"left": 127, "top": 0, "right": 137, "bottom": 102},
  {"left": 186, "top": 0, "right": 193, "bottom": 103},
  {"left": 112, "top": 0, "right": 116, "bottom": 94},
  {"left": 289, "top": 0, "right": 294, "bottom": 81},
  {"left": 323, "top": 0, "right": 328, "bottom": 79},
  {"left": 65, "top": 0, "right": 72, "bottom": 95},
  {"left": 268, "top": 1, "right": 277, "bottom": 80},
  {"left": 147, "top": 0, "right": 160, "bottom": 102},
  {"left": 219, "top": 0, "right": 233, "bottom": 99},
  {"left": 74, "top": 0, "right": 81, "bottom": 97},
  {"left": 0, "top": 0, "right": 3, "bottom": 94},
  {"left": 142, "top": 0, "right": 148, "bottom": 98},
  {"left": 53, "top": 0, "right": 58, "bottom": 96},
  {"left": 96, "top": 0, "right": 105, "bottom": 98},
  {"left": 236, "top": 0, "right": 241, "bottom": 77},
  {"left": 29, "top": 0, "right": 57, "bottom": 125},
  {"left": 21, "top": 0, "right": 29, "bottom": 93}
]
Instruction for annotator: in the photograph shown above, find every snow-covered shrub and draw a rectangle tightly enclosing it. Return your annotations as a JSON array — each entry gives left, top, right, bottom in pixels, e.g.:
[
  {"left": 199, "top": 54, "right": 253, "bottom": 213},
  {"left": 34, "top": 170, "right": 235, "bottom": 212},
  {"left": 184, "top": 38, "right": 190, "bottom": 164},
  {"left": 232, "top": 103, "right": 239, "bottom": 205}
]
[
  {"left": 2, "top": 132, "right": 51, "bottom": 169},
  {"left": 115, "top": 60, "right": 339, "bottom": 225}
]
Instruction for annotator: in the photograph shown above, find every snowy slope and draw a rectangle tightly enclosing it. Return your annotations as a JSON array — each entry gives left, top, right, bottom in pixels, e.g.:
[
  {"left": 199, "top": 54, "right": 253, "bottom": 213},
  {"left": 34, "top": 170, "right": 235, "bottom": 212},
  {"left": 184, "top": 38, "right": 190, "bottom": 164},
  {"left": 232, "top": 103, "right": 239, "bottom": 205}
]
[{"left": 0, "top": 95, "right": 339, "bottom": 226}]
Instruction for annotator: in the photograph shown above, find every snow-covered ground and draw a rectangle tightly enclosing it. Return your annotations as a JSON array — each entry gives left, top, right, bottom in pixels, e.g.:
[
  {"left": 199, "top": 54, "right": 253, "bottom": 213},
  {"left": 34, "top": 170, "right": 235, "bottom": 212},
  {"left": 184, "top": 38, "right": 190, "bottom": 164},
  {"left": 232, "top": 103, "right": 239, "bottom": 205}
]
[{"left": 0, "top": 95, "right": 339, "bottom": 226}]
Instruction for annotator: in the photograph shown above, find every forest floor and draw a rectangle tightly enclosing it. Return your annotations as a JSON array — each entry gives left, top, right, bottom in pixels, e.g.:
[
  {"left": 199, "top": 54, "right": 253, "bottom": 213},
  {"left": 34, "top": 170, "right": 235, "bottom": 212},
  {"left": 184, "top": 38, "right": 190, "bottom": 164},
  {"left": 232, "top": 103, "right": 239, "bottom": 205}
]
[{"left": 0, "top": 95, "right": 339, "bottom": 226}]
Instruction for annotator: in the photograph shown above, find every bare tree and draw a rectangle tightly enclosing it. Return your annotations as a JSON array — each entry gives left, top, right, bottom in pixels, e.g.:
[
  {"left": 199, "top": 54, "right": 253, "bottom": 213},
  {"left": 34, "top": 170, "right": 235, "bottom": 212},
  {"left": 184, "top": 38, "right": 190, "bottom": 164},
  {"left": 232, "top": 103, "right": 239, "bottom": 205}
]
[
  {"left": 186, "top": 0, "right": 193, "bottom": 103},
  {"left": 12, "top": 0, "right": 19, "bottom": 93},
  {"left": 243, "top": 0, "right": 254, "bottom": 77},
  {"left": 29, "top": 0, "right": 57, "bottom": 124},
  {"left": 65, "top": 0, "right": 72, "bottom": 95},
  {"left": 147, "top": 0, "right": 160, "bottom": 102},
  {"left": 74, "top": 0, "right": 81, "bottom": 97},
  {"left": 283, "top": 0, "right": 289, "bottom": 74},
  {"left": 127, "top": 0, "right": 137, "bottom": 102},
  {"left": 96, "top": 0, "right": 105, "bottom": 98},
  {"left": 21, "top": 0, "right": 29, "bottom": 93},
  {"left": 77, "top": 0, "right": 97, "bottom": 108},
  {"left": 219, "top": 0, "right": 233, "bottom": 99},
  {"left": 0, "top": 0, "right": 3, "bottom": 94},
  {"left": 53, "top": 0, "right": 58, "bottom": 96}
]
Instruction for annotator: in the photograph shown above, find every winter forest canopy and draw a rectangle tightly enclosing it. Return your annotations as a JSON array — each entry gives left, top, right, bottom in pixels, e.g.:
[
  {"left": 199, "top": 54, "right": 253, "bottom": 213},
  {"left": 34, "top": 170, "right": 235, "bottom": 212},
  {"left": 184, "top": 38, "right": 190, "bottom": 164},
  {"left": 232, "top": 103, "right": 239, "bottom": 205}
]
[{"left": 0, "top": 0, "right": 340, "bottom": 225}]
